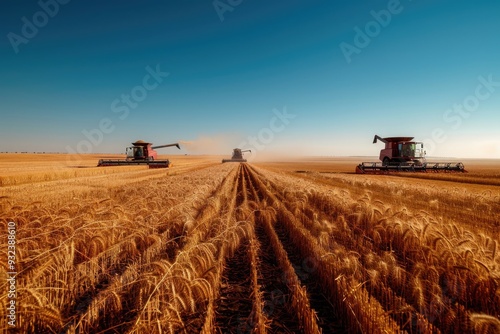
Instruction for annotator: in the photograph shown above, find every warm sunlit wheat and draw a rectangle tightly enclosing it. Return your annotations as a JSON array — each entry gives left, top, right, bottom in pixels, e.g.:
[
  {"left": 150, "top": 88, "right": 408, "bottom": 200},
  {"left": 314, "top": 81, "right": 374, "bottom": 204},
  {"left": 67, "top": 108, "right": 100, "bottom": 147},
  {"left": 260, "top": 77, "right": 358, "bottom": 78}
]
[{"left": 0, "top": 155, "right": 498, "bottom": 333}]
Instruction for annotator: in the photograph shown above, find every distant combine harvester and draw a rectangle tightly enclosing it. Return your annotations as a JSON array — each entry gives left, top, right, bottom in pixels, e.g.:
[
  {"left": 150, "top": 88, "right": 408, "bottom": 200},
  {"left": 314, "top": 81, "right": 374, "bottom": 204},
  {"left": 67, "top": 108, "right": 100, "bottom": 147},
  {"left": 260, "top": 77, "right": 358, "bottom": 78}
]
[{"left": 222, "top": 148, "right": 251, "bottom": 163}]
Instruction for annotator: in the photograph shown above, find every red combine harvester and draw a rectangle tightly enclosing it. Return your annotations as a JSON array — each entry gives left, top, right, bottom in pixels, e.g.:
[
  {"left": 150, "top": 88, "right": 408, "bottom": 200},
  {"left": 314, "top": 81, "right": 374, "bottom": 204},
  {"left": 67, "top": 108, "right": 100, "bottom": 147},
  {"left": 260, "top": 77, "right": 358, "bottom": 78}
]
[
  {"left": 355, "top": 135, "right": 466, "bottom": 174},
  {"left": 97, "top": 140, "right": 180, "bottom": 168}
]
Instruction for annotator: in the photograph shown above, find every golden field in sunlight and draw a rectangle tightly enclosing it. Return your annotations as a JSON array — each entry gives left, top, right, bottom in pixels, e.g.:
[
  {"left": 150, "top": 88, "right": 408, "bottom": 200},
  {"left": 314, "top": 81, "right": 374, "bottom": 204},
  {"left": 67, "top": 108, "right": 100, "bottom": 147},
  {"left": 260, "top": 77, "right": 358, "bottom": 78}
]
[{"left": 1, "top": 154, "right": 499, "bottom": 333}]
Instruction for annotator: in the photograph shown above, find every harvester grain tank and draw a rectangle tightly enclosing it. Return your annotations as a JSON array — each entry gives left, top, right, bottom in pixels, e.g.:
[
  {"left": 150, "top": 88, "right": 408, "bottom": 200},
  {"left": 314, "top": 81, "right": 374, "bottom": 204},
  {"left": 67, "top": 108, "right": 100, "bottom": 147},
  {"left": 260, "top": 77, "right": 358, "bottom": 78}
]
[
  {"left": 355, "top": 135, "right": 466, "bottom": 173},
  {"left": 222, "top": 148, "right": 251, "bottom": 163},
  {"left": 97, "top": 140, "right": 180, "bottom": 168}
]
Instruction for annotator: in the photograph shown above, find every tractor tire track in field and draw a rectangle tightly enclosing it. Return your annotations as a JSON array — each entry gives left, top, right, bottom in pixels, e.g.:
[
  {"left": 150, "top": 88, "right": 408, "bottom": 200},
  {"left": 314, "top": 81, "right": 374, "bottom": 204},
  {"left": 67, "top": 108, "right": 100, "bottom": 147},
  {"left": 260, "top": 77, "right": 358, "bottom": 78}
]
[
  {"left": 215, "top": 238, "right": 254, "bottom": 333},
  {"left": 214, "top": 164, "right": 347, "bottom": 333},
  {"left": 272, "top": 220, "right": 345, "bottom": 333},
  {"left": 254, "top": 218, "right": 302, "bottom": 333},
  {"left": 246, "top": 164, "right": 346, "bottom": 333},
  {"left": 242, "top": 164, "right": 314, "bottom": 333},
  {"left": 243, "top": 165, "right": 303, "bottom": 333},
  {"left": 214, "top": 164, "right": 306, "bottom": 333},
  {"left": 214, "top": 165, "right": 254, "bottom": 332}
]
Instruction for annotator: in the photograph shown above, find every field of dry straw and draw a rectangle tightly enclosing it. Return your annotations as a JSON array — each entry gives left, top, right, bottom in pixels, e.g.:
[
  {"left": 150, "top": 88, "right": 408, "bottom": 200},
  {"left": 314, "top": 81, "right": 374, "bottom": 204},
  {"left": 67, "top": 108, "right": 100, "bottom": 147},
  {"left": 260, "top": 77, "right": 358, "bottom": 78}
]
[{"left": 1, "top": 154, "right": 499, "bottom": 333}]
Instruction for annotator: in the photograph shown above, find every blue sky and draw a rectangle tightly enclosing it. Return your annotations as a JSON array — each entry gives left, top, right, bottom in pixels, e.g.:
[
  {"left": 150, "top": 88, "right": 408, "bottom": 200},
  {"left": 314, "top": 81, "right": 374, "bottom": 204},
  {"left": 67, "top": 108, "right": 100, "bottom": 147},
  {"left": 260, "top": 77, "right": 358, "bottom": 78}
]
[{"left": 1, "top": 0, "right": 500, "bottom": 158}]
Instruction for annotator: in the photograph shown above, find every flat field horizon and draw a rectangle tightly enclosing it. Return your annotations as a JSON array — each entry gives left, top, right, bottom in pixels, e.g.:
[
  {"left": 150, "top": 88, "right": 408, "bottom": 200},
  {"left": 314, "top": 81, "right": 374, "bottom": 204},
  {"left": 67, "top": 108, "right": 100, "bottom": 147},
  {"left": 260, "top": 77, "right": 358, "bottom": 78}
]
[{"left": 1, "top": 153, "right": 499, "bottom": 332}]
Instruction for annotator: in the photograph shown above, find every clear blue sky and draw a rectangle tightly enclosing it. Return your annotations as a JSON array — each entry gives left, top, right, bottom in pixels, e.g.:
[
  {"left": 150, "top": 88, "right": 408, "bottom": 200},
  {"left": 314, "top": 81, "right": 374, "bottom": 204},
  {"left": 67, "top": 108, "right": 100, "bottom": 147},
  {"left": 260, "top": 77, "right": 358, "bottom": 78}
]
[{"left": 1, "top": 0, "right": 500, "bottom": 158}]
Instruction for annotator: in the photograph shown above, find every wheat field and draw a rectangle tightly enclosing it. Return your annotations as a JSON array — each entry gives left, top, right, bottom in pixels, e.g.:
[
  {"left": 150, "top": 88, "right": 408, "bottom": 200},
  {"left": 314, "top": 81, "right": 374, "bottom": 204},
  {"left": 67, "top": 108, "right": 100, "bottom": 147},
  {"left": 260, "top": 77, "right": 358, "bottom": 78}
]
[{"left": 1, "top": 154, "right": 499, "bottom": 333}]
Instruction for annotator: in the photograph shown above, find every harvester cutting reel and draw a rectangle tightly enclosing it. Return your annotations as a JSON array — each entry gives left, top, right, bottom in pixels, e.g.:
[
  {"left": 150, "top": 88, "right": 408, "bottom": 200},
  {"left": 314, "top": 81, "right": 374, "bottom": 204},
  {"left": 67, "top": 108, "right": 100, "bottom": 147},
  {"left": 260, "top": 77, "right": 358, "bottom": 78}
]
[{"left": 356, "top": 161, "right": 467, "bottom": 174}]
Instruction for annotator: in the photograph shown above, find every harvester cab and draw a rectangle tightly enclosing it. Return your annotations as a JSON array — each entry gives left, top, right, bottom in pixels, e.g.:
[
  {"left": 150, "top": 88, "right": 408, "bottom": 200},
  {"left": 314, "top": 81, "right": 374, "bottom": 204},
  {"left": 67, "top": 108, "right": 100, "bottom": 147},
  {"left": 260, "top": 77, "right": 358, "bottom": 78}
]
[
  {"left": 222, "top": 148, "right": 251, "bottom": 163},
  {"left": 356, "top": 135, "right": 466, "bottom": 173},
  {"left": 127, "top": 146, "right": 145, "bottom": 160},
  {"left": 373, "top": 135, "right": 426, "bottom": 166}
]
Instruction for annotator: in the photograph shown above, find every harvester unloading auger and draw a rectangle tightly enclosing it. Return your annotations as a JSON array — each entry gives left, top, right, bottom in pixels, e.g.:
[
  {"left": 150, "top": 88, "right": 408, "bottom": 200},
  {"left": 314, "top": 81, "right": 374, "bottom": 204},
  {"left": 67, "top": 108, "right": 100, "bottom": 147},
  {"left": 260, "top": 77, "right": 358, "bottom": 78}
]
[
  {"left": 355, "top": 135, "right": 466, "bottom": 174},
  {"left": 97, "top": 140, "right": 180, "bottom": 168},
  {"left": 222, "top": 148, "right": 251, "bottom": 163}
]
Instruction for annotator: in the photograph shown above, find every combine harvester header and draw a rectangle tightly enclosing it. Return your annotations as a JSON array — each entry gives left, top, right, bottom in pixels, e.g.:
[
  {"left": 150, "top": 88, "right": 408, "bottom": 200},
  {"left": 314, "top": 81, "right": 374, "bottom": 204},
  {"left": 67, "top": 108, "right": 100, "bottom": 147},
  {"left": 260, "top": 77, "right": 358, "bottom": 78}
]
[
  {"left": 97, "top": 140, "right": 180, "bottom": 168},
  {"left": 356, "top": 135, "right": 466, "bottom": 174}
]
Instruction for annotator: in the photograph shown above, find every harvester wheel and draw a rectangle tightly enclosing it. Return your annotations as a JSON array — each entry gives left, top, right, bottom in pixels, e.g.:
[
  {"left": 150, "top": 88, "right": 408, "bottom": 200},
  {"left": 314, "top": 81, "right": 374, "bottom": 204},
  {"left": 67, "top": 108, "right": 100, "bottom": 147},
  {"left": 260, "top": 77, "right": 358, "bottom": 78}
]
[{"left": 382, "top": 157, "right": 390, "bottom": 166}]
